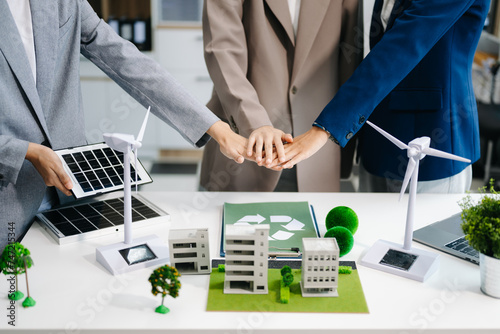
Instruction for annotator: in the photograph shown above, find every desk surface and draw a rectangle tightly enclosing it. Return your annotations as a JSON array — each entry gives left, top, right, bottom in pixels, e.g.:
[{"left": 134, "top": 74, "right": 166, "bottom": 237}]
[{"left": 2, "top": 191, "right": 499, "bottom": 334}]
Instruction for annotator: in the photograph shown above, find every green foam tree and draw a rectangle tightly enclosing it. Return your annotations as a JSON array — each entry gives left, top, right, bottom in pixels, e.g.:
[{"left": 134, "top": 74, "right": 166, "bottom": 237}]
[
  {"left": 148, "top": 265, "right": 181, "bottom": 314},
  {"left": 0, "top": 243, "right": 35, "bottom": 306},
  {"left": 279, "top": 265, "right": 294, "bottom": 303}
]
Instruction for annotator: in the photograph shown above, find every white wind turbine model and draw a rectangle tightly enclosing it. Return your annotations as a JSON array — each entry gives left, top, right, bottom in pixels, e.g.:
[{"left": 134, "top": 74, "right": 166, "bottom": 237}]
[
  {"left": 96, "top": 107, "right": 169, "bottom": 275},
  {"left": 359, "top": 121, "right": 471, "bottom": 282}
]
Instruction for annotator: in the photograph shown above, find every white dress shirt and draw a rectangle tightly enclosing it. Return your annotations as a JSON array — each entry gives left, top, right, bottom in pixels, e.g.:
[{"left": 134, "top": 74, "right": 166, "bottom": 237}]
[
  {"left": 287, "top": 0, "right": 301, "bottom": 38},
  {"left": 380, "top": 0, "right": 396, "bottom": 31}
]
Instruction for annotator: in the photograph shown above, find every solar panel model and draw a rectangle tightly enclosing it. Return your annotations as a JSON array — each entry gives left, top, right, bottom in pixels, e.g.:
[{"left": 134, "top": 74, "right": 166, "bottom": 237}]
[
  {"left": 55, "top": 142, "right": 152, "bottom": 199},
  {"left": 37, "top": 194, "right": 167, "bottom": 244},
  {"left": 36, "top": 142, "right": 168, "bottom": 244}
]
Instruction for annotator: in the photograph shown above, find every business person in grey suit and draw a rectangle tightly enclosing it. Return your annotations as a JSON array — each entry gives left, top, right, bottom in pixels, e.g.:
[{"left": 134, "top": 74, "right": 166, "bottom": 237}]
[{"left": 0, "top": 0, "right": 249, "bottom": 250}]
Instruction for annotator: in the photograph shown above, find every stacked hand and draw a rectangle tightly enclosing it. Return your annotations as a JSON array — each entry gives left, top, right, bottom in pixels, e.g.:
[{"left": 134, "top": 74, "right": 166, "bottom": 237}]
[
  {"left": 207, "top": 121, "right": 248, "bottom": 163},
  {"left": 214, "top": 123, "right": 330, "bottom": 170},
  {"left": 208, "top": 122, "right": 294, "bottom": 167},
  {"left": 246, "top": 126, "right": 293, "bottom": 167},
  {"left": 267, "top": 126, "right": 330, "bottom": 170}
]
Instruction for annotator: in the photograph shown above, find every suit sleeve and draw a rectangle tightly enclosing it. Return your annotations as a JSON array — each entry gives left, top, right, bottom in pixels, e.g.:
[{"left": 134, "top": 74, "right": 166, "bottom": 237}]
[
  {"left": 78, "top": 0, "right": 218, "bottom": 148},
  {"left": 0, "top": 136, "right": 29, "bottom": 186},
  {"left": 203, "top": 0, "right": 272, "bottom": 135},
  {"left": 315, "top": 0, "right": 481, "bottom": 147}
]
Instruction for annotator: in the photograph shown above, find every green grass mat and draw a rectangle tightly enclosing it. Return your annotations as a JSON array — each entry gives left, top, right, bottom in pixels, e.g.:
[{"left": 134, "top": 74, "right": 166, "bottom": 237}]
[{"left": 206, "top": 268, "right": 369, "bottom": 313}]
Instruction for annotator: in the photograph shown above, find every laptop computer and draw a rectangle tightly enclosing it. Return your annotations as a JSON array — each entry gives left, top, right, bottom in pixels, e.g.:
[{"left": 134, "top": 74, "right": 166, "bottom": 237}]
[{"left": 413, "top": 213, "right": 479, "bottom": 265}]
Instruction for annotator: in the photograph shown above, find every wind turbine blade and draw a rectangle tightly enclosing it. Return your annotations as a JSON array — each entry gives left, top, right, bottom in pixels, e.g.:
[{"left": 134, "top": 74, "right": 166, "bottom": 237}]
[
  {"left": 399, "top": 157, "right": 417, "bottom": 201},
  {"left": 422, "top": 147, "right": 471, "bottom": 163},
  {"left": 136, "top": 106, "right": 151, "bottom": 143},
  {"left": 366, "top": 121, "right": 409, "bottom": 150}
]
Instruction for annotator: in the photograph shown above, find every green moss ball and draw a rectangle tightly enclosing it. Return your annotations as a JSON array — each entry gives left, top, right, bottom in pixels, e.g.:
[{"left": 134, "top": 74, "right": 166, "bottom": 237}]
[
  {"left": 324, "top": 226, "right": 354, "bottom": 257},
  {"left": 325, "top": 206, "right": 358, "bottom": 234}
]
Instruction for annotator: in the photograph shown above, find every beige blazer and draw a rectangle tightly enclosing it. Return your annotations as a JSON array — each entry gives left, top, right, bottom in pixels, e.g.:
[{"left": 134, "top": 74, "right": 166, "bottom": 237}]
[{"left": 200, "top": 0, "right": 362, "bottom": 191}]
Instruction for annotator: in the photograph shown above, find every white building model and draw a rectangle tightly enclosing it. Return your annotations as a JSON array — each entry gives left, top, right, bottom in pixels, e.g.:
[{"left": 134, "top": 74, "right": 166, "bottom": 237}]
[
  {"left": 224, "top": 224, "right": 270, "bottom": 294},
  {"left": 300, "top": 238, "right": 340, "bottom": 297},
  {"left": 168, "top": 228, "right": 210, "bottom": 275}
]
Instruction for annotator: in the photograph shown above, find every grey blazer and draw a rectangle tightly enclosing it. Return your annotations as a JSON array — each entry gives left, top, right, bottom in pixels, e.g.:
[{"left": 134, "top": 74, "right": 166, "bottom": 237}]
[{"left": 0, "top": 0, "right": 218, "bottom": 248}]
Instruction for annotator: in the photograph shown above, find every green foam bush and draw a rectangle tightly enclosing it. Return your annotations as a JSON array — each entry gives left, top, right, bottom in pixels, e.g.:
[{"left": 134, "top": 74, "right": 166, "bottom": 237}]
[
  {"left": 325, "top": 206, "right": 358, "bottom": 234},
  {"left": 324, "top": 226, "right": 354, "bottom": 257}
]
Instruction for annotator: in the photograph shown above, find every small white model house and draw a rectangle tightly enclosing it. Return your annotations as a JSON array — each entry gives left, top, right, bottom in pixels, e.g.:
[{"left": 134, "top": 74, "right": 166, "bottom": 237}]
[
  {"left": 300, "top": 237, "right": 340, "bottom": 297},
  {"left": 168, "top": 228, "right": 210, "bottom": 275},
  {"left": 224, "top": 224, "right": 270, "bottom": 294}
]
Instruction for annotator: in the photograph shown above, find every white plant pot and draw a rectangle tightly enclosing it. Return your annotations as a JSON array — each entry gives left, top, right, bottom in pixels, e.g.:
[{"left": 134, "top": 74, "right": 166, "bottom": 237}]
[{"left": 480, "top": 253, "right": 500, "bottom": 298}]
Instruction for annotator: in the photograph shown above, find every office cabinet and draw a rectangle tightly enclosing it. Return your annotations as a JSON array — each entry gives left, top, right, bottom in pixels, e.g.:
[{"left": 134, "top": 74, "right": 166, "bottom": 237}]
[{"left": 88, "top": 0, "right": 152, "bottom": 51}]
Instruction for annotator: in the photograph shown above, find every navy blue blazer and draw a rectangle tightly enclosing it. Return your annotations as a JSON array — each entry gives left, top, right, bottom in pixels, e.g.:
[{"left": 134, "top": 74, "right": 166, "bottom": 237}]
[{"left": 315, "top": 0, "right": 490, "bottom": 181}]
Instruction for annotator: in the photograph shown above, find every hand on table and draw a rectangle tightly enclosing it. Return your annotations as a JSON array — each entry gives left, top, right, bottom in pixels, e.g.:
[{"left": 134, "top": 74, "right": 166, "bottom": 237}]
[
  {"left": 267, "top": 126, "right": 330, "bottom": 170},
  {"left": 246, "top": 126, "right": 293, "bottom": 167},
  {"left": 25, "top": 143, "right": 73, "bottom": 196}
]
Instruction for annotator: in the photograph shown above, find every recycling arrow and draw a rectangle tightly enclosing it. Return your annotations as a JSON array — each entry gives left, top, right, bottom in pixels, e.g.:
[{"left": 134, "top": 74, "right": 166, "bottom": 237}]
[
  {"left": 237, "top": 214, "right": 265, "bottom": 224},
  {"left": 236, "top": 214, "right": 304, "bottom": 240},
  {"left": 281, "top": 218, "right": 304, "bottom": 231},
  {"left": 270, "top": 215, "right": 292, "bottom": 223}
]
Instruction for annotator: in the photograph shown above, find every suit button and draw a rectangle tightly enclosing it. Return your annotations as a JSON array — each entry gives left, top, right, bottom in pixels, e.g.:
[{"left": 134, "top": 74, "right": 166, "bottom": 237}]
[
  {"left": 291, "top": 86, "right": 297, "bottom": 94},
  {"left": 346, "top": 132, "right": 353, "bottom": 140},
  {"left": 359, "top": 116, "right": 365, "bottom": 124}
]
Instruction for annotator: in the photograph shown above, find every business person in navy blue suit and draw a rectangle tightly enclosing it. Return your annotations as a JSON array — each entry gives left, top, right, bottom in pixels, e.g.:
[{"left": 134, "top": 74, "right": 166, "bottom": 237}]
[{"left": 271, "top": 0, "right": 491, "bottom": 193}]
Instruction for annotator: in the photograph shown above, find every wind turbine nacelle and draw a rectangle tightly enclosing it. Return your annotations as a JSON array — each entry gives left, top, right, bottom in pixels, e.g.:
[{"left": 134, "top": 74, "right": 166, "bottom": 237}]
[
  {"left": 408, "top": 137, "right": 431, "bottom": 160},
  {"left": 103, "top": 133, "right": 136, "bottom": 152}
]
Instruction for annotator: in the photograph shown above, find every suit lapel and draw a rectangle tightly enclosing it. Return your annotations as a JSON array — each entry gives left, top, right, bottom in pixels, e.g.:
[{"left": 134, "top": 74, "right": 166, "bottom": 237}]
[
  {"left": 291, "top": 0, "right": 329, "bottom": 84},
  {"left": 265, "top": 0, "right": 295, "bottom": 47},
  {"left": 386, "top": 0, "right": 410, "bottom": 32},
  {"left": 0, "top": 0, "right": 52, "bottom": 143},
  {"left": 31, "top": 0, "right": 58, "bottom": 121},
  {"left": 0, "top": 0, "right": 50, "bottom": 140}
]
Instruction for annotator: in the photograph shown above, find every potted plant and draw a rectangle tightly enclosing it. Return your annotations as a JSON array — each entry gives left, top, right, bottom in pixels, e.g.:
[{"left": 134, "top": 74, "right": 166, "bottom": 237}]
[{"left": 460, "top": 179, "right": 500, "bottom": 298}]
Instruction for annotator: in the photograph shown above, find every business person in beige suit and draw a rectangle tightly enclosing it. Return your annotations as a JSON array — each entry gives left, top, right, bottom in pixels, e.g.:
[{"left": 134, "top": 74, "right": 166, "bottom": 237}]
[{"left": 200, "top": 0, "right": 362, "bottom": 192}]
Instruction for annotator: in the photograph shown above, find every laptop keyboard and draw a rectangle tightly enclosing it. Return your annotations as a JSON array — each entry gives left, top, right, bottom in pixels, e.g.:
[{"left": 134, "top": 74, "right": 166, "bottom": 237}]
[{"left": 445, "top": 236, "right": 479, "bottom": 259}]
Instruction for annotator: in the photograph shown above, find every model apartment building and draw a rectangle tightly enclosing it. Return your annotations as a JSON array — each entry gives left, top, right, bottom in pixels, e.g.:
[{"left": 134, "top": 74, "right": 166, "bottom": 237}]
[
  {"left": 224, "top": 224, "right": 270, "bottom": 294},
  {"left": 168, "top": 228, "right": 210, "bottom": 275},
  {"left": 300, "top": 237, "right": 340, "bottom": 297}
]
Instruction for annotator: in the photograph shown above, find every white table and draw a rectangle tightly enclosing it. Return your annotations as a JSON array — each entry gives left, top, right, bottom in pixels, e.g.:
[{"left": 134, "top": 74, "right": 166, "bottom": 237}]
[{"left": 2, "top": 191, "right": 499, "bottom": 334}]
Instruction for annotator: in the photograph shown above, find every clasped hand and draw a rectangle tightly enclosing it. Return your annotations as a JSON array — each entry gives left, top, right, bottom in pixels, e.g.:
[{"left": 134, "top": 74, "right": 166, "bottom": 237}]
[
  {"left": 209, "top": 122, "right": 295, "bottom": 168},
  {"left": 246, "top": 126, "right": 330, "bottom": 170}
]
